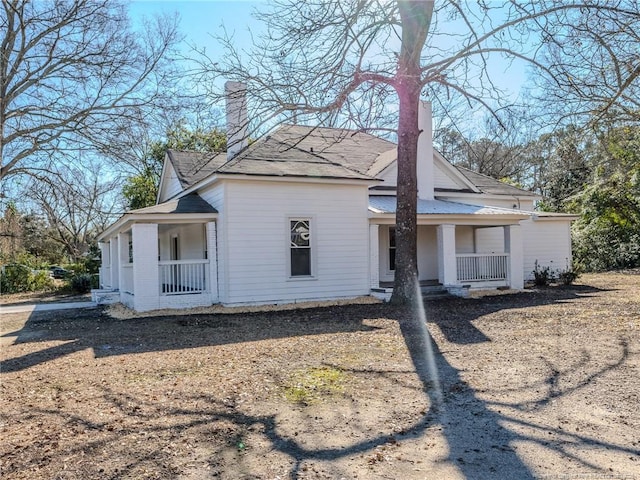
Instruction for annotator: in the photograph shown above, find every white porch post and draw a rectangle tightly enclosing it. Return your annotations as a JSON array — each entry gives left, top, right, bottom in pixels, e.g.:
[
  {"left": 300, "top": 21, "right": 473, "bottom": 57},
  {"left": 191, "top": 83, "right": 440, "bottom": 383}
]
[
  {"left": 117, "top": 232, "right": 128, "bottom": 291},
  {"left": 504, "top": 224, "right": 524, "bottom": 289},
  {"left": 206, "top": 221, "right": 218, "bottom": 303},
  {"left": 369, "top": 224, "right": 380, "bottom": 289},
  {"left": 98, "top": 241, "right": 109, "bottom": 288},
  {"left": 437, "top": 224, "right": 457, "bottom": 285},
  {"left": 109, "top": 237, "right": 119, "bottom": 290},
  {"left": 132, "top": 223, "right": 159, "bottom": 312}
]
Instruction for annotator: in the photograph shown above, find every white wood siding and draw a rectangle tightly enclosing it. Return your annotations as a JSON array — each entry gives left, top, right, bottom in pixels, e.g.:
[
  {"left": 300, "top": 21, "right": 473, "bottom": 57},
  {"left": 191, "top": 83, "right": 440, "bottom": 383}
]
[
  {"left": 221, "top": 181, "right": 370, "bottom": 305},
  {"left": 379, "top": 159, "right": 469, "bottom": 191},
  {"left": 434, "top": 162, "right": 463, "bottom": 190},
  {"left": 417, "top": 226, "right": 438, "bottom": 280},
  {"left": 455, "top": 226, "right": 475, "bottom": 253},
  {"left": 158, "top": 163, "right": 183, "bottom": 202},
  {"left": 475, "top": 226, "right": 505, "bottom": 253},
  {"left": 522, "top": 219, "right": 573, "bottom": 280},
  {"left": 378, "top": 226, "right": 394, "bottom": 282},
  {"left": 379, "top": 226, "right": 444, "bottom": 282},
  {"left": 158, "top": 224, "right": 206, "bottom": 261},
  {"left": 377, "top": 163, "right": 397, "bottom": 187},
  {"left": 200, "top": 183, "right": 226, "bottom": 301}
]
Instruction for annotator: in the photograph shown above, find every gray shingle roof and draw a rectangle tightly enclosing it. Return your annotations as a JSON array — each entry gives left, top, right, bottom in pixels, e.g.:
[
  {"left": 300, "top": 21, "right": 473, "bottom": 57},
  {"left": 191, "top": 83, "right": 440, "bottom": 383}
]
[
  {"left": 456, "top": 167, "right": 539, "bottom": 197},
  {"left": 263, "top": 124, "right": 397, "bottom": 175},
  {"left": 165, "top": 124, "right": 538, "bottom": 200},
  {"left": 165, "top": 124, "right": 395, "bottom": 185},
  {"left": 131, "top": 193, "right": 218, "bottom": 214}
]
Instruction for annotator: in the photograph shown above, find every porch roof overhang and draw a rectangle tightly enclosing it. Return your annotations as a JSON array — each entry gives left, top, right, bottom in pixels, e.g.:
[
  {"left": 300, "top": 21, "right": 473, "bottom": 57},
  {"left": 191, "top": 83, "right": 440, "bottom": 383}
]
[
  {"left": 529, "top": 211, "right": 580, "bottom": 222},
  {"left": 368, "top": 196, "right": 531, "bottom": 225},
  {"left": 97, "top": 193, "right": 218, "bottom": 241}
]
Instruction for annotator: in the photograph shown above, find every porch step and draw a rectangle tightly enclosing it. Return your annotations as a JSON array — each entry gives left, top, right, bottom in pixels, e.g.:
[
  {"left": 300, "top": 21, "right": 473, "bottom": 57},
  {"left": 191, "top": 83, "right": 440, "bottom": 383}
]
[
  {"left": 421, "top": 284, "right": 450, "bottom": 299},
  {"left": 91, "top": 289, "right": 120, "bottom": 305},
  {"left": 371, "top": 283, "right": 451, "bottom": 301}
]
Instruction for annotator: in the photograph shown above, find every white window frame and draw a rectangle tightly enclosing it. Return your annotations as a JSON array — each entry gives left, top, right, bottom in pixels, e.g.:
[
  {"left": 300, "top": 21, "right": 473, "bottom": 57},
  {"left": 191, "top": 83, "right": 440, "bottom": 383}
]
[{"left": 287, "top": 216, "right": 316, "bottom": 280}]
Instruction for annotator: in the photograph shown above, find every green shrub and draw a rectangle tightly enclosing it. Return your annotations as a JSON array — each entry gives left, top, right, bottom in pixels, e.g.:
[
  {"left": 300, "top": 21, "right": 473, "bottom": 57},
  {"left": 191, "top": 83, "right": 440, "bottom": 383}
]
[
  {"left": 557, "top": 261, "right": 581, "bottom": 285},
  {"left": 70, "top": 273, "right": 95, "bottom": 294},
  {"left": 0, "top": 264, "right": 54, "bottom": 293},
  {"left": 64, "top": 263, "right": 86, "bottom": 275},
  {"left": 1, "top": 264, "right": 31, "bottom": 293},
  {"left": 532, "top": 260, "right": 554, "bottom": 286},
  {"left": 30, "top": 270, "right": 54, "bottom": 291}
]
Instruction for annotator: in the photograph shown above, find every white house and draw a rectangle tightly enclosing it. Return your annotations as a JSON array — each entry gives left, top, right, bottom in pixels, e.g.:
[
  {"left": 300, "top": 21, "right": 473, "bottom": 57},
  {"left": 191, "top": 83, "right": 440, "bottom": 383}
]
[{"left": 95, "top": 82, "right": 576, "bottom": 311}]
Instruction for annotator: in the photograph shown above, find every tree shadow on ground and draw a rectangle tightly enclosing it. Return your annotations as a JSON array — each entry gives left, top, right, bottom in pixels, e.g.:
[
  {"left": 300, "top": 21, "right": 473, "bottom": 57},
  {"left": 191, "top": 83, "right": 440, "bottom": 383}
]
[
  {"left": 1, "top": 283, "right": 608, "bottom": 372},
  {"left": 427, "top": 283, "right": 608, "bottom": 344},
  {"left": 0, "top": 304, "right": 384, "bottom": 373},
  {"left": 1, "top": 283, "right": 635, "bottom": 479},
  {"left": 399, "top": 306, "right": 637, "bottom": 480}
]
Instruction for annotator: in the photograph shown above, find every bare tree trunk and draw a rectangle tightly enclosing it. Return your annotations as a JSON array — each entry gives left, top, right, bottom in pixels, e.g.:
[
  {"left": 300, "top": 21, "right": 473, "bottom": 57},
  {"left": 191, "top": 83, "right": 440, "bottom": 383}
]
[
  {"left": 390, "top": 0, "right": 433, "bottom": 305},
  {"left": 391, "top": 81, "right": 421, "bottom": 304}
]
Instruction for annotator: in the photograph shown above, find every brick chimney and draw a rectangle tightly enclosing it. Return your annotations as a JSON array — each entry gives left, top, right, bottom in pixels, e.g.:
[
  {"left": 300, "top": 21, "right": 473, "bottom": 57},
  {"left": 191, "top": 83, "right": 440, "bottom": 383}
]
[{"left": 225, "top": 81, "right": 248, "bottom": 160}]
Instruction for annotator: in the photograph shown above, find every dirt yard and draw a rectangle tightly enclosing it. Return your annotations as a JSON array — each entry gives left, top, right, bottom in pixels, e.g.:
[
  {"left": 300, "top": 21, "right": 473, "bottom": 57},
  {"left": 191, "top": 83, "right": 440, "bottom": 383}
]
[{"left": 1, "top": 272, "right": 638, "bottom": 479}]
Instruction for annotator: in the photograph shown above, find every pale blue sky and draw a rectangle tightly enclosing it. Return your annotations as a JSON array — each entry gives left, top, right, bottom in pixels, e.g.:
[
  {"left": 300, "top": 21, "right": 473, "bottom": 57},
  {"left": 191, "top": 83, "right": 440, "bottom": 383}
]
[
  {"left": 128, "top": 0, "right": 528, "bottom": 97},
  {"left": 129, "top": 1, "right": 264, "bottom": 53},
  {"left": 127, "top": 0, "right": 530, "bottom": 135}
]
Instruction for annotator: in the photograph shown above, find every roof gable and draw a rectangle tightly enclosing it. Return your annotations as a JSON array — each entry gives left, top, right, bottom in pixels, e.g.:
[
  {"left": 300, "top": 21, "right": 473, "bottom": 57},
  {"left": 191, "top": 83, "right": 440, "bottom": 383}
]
[
  {"left": 433, "top": 151, "right": 480, "bottom": 193},
  {"left": 166, "top": 150, "right": 226, "bottom": 188}
]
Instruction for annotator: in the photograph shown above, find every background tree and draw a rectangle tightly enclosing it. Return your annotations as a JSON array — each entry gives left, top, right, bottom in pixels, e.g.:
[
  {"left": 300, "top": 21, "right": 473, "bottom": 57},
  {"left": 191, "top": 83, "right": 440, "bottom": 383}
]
[
  {"left": 530, "top": 3, "right": 640, "bottom": 125},
  {"left": 569, "top": 126, "right": 640, "bottom": 271},
  {"left": 0, "top": 0, "right": 180, "bottom": 181},
  {"left": 0, "top": 203, "right": 63, "bottom": 265},
  {"left": 197, "top": 0, "right": 640, "bottom": 304},
  {"left": 19, "top": 212, "right": 64, "bottom": 264},
  {"left": 535, "top": 126, "right": 596, "bottom": 211},
  {"left": 25, "top": 163, "right": 120, "bottom": 262},
  {"left": 122, "top": 125, "right": 227, "bottom": 209},
  {"left": 0, "top": 202, "right": 21, "bottom": 261}
]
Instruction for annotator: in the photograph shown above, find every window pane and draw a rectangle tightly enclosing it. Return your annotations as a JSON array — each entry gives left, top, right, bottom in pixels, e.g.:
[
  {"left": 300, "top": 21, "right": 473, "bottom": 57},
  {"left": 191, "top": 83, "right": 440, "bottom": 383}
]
[
  {"left": 291, "top": 248, "right": 311, "bottom": 276},
  {"left": 291, "top": 220, "right": 310, "bottom": 247}
]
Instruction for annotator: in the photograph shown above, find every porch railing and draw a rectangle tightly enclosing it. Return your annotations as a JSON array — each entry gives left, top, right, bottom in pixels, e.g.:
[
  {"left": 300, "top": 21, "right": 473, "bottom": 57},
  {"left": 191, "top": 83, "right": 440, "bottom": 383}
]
[
  {"left": 159, "top": 260, "right": 208, "bottom": 295},
  {"left": 456, "top": 253, "right": 509, "bottom": 282}
]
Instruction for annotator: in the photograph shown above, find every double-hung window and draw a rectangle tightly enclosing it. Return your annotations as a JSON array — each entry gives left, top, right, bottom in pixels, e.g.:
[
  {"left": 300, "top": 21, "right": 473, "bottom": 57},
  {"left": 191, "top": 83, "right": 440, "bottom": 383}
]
[{"left": 290, "top": 219, "right": 312, "bottom": 277}]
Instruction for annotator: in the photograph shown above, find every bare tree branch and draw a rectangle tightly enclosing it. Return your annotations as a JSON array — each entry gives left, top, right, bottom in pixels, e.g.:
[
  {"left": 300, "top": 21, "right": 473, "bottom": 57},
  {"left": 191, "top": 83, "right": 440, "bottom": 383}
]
[{"left": 0, "top": 0, "right": 182, "bottom": 181}]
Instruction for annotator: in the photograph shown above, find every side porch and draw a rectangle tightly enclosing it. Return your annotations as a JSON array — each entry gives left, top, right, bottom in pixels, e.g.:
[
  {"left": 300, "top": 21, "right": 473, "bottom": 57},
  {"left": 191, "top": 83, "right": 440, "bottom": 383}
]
[
  {"left": 368, "top": 201, "right": 529, "bottom": 299},
  {"left": 95, "top": 194, "right": 219, "bottom": 312}
]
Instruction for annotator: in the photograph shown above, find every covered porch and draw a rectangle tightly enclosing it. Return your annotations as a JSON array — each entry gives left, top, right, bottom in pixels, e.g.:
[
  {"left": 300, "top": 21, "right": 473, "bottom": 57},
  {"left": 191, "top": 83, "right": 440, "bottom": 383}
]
[
  {"left": 95, "top": 194, "right": 219, "bottom": 312},
  {"left": 368, "top": 197, "right": 530, "bottom": 297}
]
